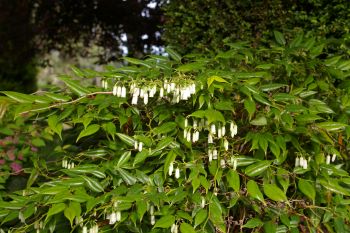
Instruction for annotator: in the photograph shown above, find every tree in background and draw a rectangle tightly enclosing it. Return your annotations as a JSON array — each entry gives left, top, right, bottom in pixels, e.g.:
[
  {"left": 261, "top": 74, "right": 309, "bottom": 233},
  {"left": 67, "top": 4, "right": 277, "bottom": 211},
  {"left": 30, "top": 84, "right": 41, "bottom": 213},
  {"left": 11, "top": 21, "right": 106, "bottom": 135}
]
[{"left": 0, "top": 0, "right": 164, "bottom": 93}]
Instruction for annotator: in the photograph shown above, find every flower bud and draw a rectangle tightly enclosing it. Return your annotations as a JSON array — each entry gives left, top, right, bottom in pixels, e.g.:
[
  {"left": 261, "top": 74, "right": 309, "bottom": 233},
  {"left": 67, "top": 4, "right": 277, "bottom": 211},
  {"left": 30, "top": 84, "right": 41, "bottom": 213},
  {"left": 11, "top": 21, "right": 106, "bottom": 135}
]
[
  {"left": 208, "top": 134, "right": 213, "bottom": 144},
  {"left": 213, "top": 149, "right": 218, "bottom": 160},
  {"left": 326, "top": 155, "right": 331, "bottom": 164},
  {"left": 193, "top": 120, "right": 197, "bottom": 129},
  {"left": 295, "top": 157, "right": 300, "bottom": 167},
  {"left": 144, "top": 93, "right": 149, "bottom": 105},
  {"left": 109, "top": 212, "right": 117, "bottom": 224},
  {"left": 151, "top": 215, "right": 156, "bottom": 225},
  {"left": 134, "top": 141, "right": 138, "bottom": 150},
  {"left": 121, "top": 86, "right": 127, "bottom": 98},
  {"left": 175, "top": 168, "right": 180, "bottom": 179},
  {"left": 233, "top": 158, "right": 237, "bottom": 170},
  {"left": 218, "top": 128, "right": 222, "bottom": 138},
  {"left": 331, "top": 154, "right": 336, "bottom": 162},
  {"left": 112, "top": 85, "right": 117, "bottom": 96},
  {"left": 211, "top": 124, "right": 216, "bottom": 135},
  {"left": 220, "top": 159, "right": 226, "bottom": 168},
  {"left": 168, "top": 162, "right": 174, "bottom": 176},
  {"left": 117, "top": 86, "right": 122, "bottom": 97},
  {"left": 186, "top": 131, "right": 191, "bottom": 142},
  {"left": 138, "top": 142, "right": 143, "bottom": 151},
  {"left": 224, "top": 139, "right": 229, "bottom": 151},
  {"left": 303, "top": 160, "right": 308, "bottom": 169},
  {"left": 159, "top": 87, "right": 164, "bottom": 98},
  {"left": 131, "top": 95, "right": 138, "bottom": 105},
  {"left": 221, "top": 126, "right": 226, "bottom": 136},
  {"left": 82, "top": 226, "right": 88, "bottom": 233},
  {"left": 201, "top": 197, "right": 205, "bottom": 208},
  {"left": 184, "top": 118, "right": 188, "bottom": 128}
]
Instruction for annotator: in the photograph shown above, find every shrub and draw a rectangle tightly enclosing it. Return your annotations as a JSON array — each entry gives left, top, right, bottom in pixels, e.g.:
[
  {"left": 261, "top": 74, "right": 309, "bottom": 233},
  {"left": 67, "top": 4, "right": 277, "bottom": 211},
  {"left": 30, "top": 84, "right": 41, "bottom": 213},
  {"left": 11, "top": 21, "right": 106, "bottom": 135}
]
[{"left": 0, "top": 33, "right": 350, "bottom": 233}]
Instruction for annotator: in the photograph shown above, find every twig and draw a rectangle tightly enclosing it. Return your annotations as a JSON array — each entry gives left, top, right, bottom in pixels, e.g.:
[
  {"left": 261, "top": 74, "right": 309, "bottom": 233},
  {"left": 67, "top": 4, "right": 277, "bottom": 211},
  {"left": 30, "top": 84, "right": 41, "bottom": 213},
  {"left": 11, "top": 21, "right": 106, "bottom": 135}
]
[{"left": 20, "top": 91, "right": 113, "bottom": 115}]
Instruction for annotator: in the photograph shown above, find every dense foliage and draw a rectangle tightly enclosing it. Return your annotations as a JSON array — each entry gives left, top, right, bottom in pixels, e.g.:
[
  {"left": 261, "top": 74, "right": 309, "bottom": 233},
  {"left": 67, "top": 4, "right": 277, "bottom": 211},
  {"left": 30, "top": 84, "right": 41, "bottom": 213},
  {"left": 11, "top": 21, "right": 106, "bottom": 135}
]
[
  {"left": 1, "top": 33, "right": 350, "bottom": 233},
  {"left": 163, "top": 0, "right": 350, "bottom": 55}
]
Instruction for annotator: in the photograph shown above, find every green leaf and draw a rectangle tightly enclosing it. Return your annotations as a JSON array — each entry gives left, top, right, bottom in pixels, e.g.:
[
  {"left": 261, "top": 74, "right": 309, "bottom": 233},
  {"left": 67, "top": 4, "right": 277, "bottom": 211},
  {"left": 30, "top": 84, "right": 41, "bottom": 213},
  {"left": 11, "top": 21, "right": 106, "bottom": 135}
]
[
  {"left": 103, "top": 122, "right": 116, "bottom": 139},
  {"left": 245, "top": 160, "right": 272, "bottom": 177},
  {"left": 244, "top": 99, "right": 256, "bottom": 120},
  {"left": 260, "top": 83, "right": 287, "bottom": 92},
  {"left": 195, "top": 209, "right": 207, "bottom": 227},
  {"left": 298, "top": 179, "right": 315, "bottom": 201},
  {"left": 1, "top": 91, "right": 34, "bottom": 103},
  {"left": 134, "top": 150, "right": 149, "bottom": 166},
  {"left": 154, "top": 215, "right": 175, "bottom": 228},
  {"left": 48, "top": 115, "right": 63, "bottom": 139},
  {"left": 205, "top": 109, "right": 225, "bottom": 124},
  {"left": 123, "top": 57, "right": 152, "bottom": 68},
  {"left": 247, "top": 180, "right": 265, "bottom": 204},
  {"left": 165, "top": 47, "right": 182, "bottom": 62},
  {"left": 180, "top": 222, "right": 196, "bottom": 233},
  {"left": 117, "top": 151, "right": 131, "bottom": 168},
  {"left": 207, "top": 75, "right": 228, "bottom": 87},
  {"left": 226, "top": 170, "right": 240, "bottom": 192},
  {"left": 316, "top": 122, "right": 347, "bottom": 131},
  {"left": 243, "top": 218, "right": 264, "bottom": 228},
  {"left": 60, "top": 77, "right": 90, "bottom": 96},
  {"left": 45, "top": 93, "right": 71, "bottom": 102},
  {"left": 319, "top": 179, "right": 350, "bottom": 196},
  {"left": 64, "top": 202, "right": 81, "bottom": 226},
  {"left": 250, "top": 116, "right": 267, "bottom": 126},
  {"left": 116, "top": 133, "right": 135, "bottom": 146},
  {"left": 263, "top": 184, "right": 288, "bottom": 202},
  {"left": 118, "top": 168, "right": 137, "bottom": 185},
  {"left": 153, "top": 122, "right": 177, "bottom": 134},
  {"left": 76, "top": 124, "right": 100, "bottom": 142},
  {"left": 46, "top": 203, "right": 66, "bottom": 221},
  {"left": 274, "top": 30, "right": 286, "bottom": 45},
  {"left": 177, "top": 61, "right": 205, "bottom": 72},
  {"left": 81, "top": 176, "right": 104, "bottom": 193}
]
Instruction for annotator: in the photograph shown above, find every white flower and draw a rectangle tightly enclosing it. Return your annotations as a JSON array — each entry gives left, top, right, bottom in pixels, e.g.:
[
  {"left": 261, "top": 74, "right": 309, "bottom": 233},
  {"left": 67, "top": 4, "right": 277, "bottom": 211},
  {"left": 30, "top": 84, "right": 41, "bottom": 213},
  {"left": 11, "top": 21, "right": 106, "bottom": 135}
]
[
  {"left": 221, "top": 126, "right": 226, "bottom": 136},
  {"left": 109, "top": 212, "right": 117, "bottom": 224},
  {"left": 186, "top": 130, "right": 191, "bottom": 142},
  {"left": 220, "top": 159, "right": 226, "bottom": 168},
  {"left": 211, "top": 124, "right": 216, "bottom": 135},
  {"left": 117, "top": 86, "right": 122, "bottom": 97},
  {"left": 295, "top": 157, "right": 300, "bottom": 167},
  {"left": 208, "top": 149, "right": 213, "bottom": 162},
  {"left": 82, "top": 226, "right": 88, "bottom": 233},
  {"left": 149, "top": 205, "right": 154, "bottom": 215},
  {"left": 121, "top": 86, "right": 127, "bottom": 97},
  {"left": 224, "top": 139, "right": 229, "bottom": 151},
  {"left": 62, "top": 159, "right": 67, "bottom": 168},
  {"left": 233, "top": 158, "right": 237, "bottom": 170},
  {"left": 184, "top": 118, "right": 188, "bottom": 128},
  {"left": 175, "top": 168, "right": 180, "bottom": 179},
  {"left": 67, "top": 163, "right": 71, "bottom": 169},
  {"left": 171, "top": 224, "right": 178, "bottom": 233},
  {"left": 230, "top": 123, "right": 238, "bottom": 137},
  {"left": 131, "top": 95, "right": 138, "bottom": 105},
  {"left": 218, "top": 128, "right": 222, "bottom": 138},
  {"left": 18, "top": 211, "right": 25, "bottom": 223},
  {"left": 168, "top": 162, "right": 174, "bottom": 176},
  {"left": 332, "top": 154, "right": 336, "bottom": 162},
  {"left": 303, "top": 160, "right": 308, "bottom": 169},
  {"left": 159, "top": 87, "right": 164, "bottom": 98},
  {"left": 170, "top": 82, "right": 176, "bottom": 91},
  {"left": 143, "top": 93, "right": 149, "bottom": 105},
  {"left": 134, "top": 141, "right": 138, "bottom": 150},
  {"left": 213, "top": 149, "right": 218, "bottom": 160},
  {"left": 299, "top": 157, "right": 304, "bottom": 168},
  {"left": 151, "top": 215, "right": 156, "bottom": 225},
  {"left": 208, "top": 134, "right": 213, "bottom": 144},
  {"left": 326, "top": 155, "right": 331, "bottom": 164},
  {"left": 138, "top": 142, "right": 143, "bottom": 151},
  {"left": 183, "top": 129, "right": 187, "bottom": 138},
  {"left": 140, "top": 89, "right": 145, "bottom": 98},
  {"left": 201, "top": 197, "right": 205, "bottom": 208},
  {"left": 112, "top": 85, "right": 117, "bottom": 96}
]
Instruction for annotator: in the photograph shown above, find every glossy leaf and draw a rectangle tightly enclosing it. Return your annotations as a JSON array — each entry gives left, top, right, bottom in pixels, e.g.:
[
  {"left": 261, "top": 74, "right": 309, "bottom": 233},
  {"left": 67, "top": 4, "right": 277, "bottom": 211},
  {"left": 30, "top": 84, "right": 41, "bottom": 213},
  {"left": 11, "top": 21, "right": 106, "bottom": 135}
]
[
  {"left": 298, "top": 179, "right": 316, "bottom": 201},
  {"left": 76, "top": 124, "right": 100, "bottom": 142},
  {"left": 154, "top": 215, "right": 175, "bottom": 228},
  {"left": 263, "top": 184, "right": 288, "bottom": 202},
  {"left": 247, "top": 180, "right": 265, "bottom": 204},
  {"left": 245, "top": 160, "right": 272, "bottom": 177}
]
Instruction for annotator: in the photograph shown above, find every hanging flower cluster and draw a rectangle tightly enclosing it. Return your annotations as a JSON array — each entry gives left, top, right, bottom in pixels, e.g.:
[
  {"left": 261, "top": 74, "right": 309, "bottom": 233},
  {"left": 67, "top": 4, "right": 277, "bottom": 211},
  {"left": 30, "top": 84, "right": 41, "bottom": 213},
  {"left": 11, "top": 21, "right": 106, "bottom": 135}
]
[
  {"left": 295, "top": 157, "right": 308, "bottom": 169},
  {"left": 102, "top": 78, "right": 197, "bottom": 105},
  {"left": 62, "top": 159, "right": 75, "bottom": 169},
  {"left": 325, "top": 154, "right": 336, "bottom": 164}
]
